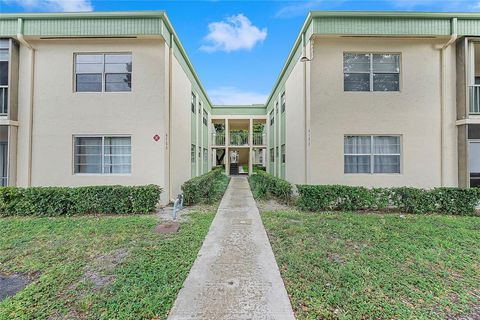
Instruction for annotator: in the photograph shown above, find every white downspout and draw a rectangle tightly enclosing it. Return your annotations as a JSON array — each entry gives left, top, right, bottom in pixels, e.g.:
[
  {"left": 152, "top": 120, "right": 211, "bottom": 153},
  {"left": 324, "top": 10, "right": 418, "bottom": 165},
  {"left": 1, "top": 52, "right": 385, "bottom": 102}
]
[
  {"left": 168, "top": 33, "right": 173, "bottom": 202},
  {"left": 17, "top": 18, "right": 36, "bottom": 187},
  {"left": 440, "top": 18, "right": 458, "bottom": 187}
]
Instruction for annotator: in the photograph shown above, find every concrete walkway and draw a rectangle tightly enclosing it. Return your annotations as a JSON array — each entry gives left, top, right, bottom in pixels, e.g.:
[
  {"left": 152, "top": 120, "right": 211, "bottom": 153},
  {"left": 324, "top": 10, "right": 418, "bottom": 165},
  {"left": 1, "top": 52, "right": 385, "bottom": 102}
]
[{"left": 168, "top": 176, "right": 295, "bottom": 320}]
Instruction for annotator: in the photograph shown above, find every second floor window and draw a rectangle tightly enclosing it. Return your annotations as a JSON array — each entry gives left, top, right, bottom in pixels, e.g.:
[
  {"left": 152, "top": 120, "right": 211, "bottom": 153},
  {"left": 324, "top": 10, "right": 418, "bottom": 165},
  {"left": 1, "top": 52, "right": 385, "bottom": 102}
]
[
  {"left": 344, "top": 53, "right": 400, "bottom": 92},
  {"left": 191, "top": 93, "right": 196, "bottom": 113},
  {"left": 0, "top": 39, "right": 9, "bottom": 115},
  {"left": 281, "top": 93, "right": 286, "bottom": 113},
  {"left": 269, "top": 110, "right": 274, "bottom": 126},
  {"left": 203, "top": 110, "right": 208, "bottom": 126},
  {"left": 75, "top": 53, "right": 132, "bottom": 93}
]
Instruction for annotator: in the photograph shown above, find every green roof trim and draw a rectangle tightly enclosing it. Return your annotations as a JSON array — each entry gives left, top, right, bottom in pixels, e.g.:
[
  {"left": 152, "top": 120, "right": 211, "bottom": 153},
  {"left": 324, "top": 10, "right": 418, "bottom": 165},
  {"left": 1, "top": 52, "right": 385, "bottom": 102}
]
[
  {"left": 0, "top": 11, "right": 212, "bottom": 109},
  {"left": 211, "top": 105, "right": 266, "bottom": 116}
]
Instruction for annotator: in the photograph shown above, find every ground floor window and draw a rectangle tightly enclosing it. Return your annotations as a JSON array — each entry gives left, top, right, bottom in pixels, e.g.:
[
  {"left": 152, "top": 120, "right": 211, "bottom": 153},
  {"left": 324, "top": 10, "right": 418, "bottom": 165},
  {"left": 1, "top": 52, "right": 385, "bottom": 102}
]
[
  {"left": 344, "top": 135, "right": 401, "bottom": 174},
  {"left": 74, "top": 136, "right": 131, "bottom": 174},
  {"left": 270, "top": 148, "right": 274, "bottom": 163},
  {"left": 281, "top": 144, "right": 286, "bottom": 164},
  {"left": 191, "top": 144, "right": 196, "bottom": 164},
  {"left": 469, "top": 141, "right": 480, "bottom": 187}
]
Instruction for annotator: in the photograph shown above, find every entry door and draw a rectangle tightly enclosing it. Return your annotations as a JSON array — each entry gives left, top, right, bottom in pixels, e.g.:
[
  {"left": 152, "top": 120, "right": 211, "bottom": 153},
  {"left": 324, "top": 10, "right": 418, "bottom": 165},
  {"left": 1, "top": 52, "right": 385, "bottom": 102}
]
[
  {"left": 230, "top": 151, "right": 239, "bottom": 164},
  {"left": 469, "top": 141, "right": 480, "bottom": 187}
]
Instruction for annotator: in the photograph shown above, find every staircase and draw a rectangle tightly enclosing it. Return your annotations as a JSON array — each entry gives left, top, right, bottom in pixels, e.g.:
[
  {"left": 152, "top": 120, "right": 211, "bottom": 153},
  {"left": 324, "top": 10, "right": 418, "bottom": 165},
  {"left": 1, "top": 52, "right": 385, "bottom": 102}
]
[{"left": 229, "top": 163, "right": 239, "bottom": 175}]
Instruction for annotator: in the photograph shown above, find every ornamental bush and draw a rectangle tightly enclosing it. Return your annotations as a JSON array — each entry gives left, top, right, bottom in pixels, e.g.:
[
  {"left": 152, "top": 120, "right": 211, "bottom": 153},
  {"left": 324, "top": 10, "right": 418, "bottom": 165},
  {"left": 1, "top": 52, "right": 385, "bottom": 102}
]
[
  {"left": 181, "top": 168, "right": 230, "bottom": 205},
  {"left": 248, "top": 170, "right": 293, "bottom": 203},
  {"left": 297, "top": 184, "right": 480, "bottom": 216},
  {"left": 0, "top": 185, "right": 162, "bottom": 217}
]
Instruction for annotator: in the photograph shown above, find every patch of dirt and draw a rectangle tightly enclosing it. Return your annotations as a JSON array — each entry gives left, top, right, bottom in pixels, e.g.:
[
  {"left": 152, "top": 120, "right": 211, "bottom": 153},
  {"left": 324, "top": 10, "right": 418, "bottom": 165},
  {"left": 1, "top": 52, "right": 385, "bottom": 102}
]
[
  {"left": 256, "top": 199, "right": 291, "bottom": 213},
  {"left": 156, "top": 203, "right": 216, "bottom": 223},
  {"left": 446, "top": 305, "right": 480, "bottom": 320},
  {"left": 69, "top": 248, "right": 129, "bottom": 292}
]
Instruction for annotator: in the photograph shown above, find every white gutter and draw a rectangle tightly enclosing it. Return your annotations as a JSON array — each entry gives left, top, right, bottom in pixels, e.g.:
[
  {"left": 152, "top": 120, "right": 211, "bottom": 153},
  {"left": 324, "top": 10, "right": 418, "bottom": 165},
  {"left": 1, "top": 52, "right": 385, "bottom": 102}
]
[
  {"left": 17, "top": 18, "right": 36, "bottom": 186},
  {"left": 439, "top": 18, "right": 458, "bottom": 187},
  {"left": 301, "top": 33, "right": 309, "bottom": 184},
  {"left": 168, "top": 32, "right": 173, "bottom": 202}
]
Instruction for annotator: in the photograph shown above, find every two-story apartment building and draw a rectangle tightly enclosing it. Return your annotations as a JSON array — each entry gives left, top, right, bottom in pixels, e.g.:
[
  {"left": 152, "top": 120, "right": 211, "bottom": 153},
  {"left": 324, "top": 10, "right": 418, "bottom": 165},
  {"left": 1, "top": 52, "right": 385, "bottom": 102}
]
[
  {"left": 0, "top": 11, "right": 214, "bottom": 203},
  {"left": 1, "top": 11, "right": 480, "bottom": 204}
]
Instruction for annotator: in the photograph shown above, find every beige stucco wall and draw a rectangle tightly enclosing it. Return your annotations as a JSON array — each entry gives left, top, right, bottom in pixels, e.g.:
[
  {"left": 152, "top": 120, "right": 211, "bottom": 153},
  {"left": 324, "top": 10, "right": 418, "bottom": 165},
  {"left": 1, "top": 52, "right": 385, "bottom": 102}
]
[
  {"left": 170, "top": 54, "right": 192, "bottom": 199},
  {"left": 284, "top": 56, "right": 306, "bottom": 184},
  {"left": 308, "top": 37, "right": 458, "bottom": 188},
  {"left": 16, "top": 38, "right": 172, "bottom": 202}
]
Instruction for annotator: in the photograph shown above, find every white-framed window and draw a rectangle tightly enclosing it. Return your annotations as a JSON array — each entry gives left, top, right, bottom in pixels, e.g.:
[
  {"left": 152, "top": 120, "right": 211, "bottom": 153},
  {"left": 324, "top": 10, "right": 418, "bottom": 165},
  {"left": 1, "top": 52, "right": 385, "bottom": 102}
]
[
  {"left": 74, "top": 136, "right": 131, "bottom": 174},
  {"left": 74, "top": 53, "right": 132, "bottom": 92},
  {"left": 281, "top": 144, "right": 286, "bottom": 164},
  {"left": 269, "top": 110, "right": 274, "bottom": 126},
  {"left": 0, "top": 39, "right": 9, "bottom": 115},
  {"left": 281, "top": 92, "right": 286, "bottom": 113},
  {"left": 270, "top": 148, "right": 274, "bottom": 162},
  {"left": 191, "top": 93, "right": 196, "bottom": 113},
  {"left": 191, "top": 144, "right": 196, "bottom": 164},
  {"left": 203, "top": 148, "right": 208, "bottom": 162},
  {"left": 343, "top": 53, "right": 400, "bottom": 92},
  {"left": 203, "top": 110, "right": 208, "bottom": 126},
  {"left": 344, "top": 135, "right": 401, "bottom": 174}
]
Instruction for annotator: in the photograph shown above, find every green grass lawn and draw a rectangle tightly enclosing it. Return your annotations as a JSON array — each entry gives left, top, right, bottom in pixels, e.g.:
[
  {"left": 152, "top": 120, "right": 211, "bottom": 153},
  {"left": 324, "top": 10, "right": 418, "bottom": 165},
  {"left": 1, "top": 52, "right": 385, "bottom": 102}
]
[
  {"left": 0, "top": 210, "right": 214, "bottom": 320},
  {"left": 262, "top": 210, "right": 480, "bottom": 320}
]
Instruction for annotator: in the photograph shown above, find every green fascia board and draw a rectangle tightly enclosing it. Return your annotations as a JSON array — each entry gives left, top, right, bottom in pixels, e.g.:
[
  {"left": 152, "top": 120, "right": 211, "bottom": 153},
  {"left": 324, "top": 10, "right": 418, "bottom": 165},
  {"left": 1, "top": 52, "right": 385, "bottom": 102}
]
[
  {"left": 314, "top": 17, "right": 452, "bottom": 36},
  {"left": 0, "top": 11, "right": 213, "bottom": 109},
  {"left": 211, "top": 105, "right": 266, "bottom": 116}
]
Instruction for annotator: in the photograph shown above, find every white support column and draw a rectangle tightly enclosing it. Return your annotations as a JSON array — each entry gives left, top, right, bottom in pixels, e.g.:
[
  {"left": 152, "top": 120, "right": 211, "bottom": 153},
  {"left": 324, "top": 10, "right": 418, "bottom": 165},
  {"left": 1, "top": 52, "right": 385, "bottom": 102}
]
[
  {"left": 225, "top": 118, "right": 230, "bottom": 175},
  {"left": 249, "top": 118, "right": 253, "bottom": 176}
]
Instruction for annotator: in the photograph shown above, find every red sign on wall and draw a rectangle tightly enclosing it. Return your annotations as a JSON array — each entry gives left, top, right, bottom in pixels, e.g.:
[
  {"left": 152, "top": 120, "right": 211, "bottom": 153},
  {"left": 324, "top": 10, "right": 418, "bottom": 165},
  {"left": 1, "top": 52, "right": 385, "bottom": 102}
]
[{"left": 153, "top": 134, "right": 160, "bottom": 142}]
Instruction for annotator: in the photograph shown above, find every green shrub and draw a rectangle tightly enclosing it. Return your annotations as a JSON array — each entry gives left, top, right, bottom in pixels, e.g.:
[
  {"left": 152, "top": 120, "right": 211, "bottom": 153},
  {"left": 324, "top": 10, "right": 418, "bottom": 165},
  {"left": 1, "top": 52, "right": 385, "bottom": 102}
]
[
  {"left": 296, "top": 185, "right": 389, "bottom": 211},
  {"left": 390, "top": 187, "right": 437, "bottom": 214},
  {"left": 248, "top": 171, "right": 293, "bottom": 203},
  {"left": 433, "top": 187, "right": 480, "bottom": 215},
  {"left": 297, "top": 184, "right": 480, "bottom": 216},
  {"left": 0, "top": 185, "right": 161, "bottom": 217},
  {"left": 181, "top": 168, "right": 230, "bottom": 205}
]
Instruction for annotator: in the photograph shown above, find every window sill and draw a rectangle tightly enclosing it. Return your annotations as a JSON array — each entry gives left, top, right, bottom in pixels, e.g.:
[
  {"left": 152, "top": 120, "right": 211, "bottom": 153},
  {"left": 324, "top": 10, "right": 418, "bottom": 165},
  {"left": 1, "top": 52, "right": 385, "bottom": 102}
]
[{"left": 73, "top": 173, "right": 132, "bottom": 177}]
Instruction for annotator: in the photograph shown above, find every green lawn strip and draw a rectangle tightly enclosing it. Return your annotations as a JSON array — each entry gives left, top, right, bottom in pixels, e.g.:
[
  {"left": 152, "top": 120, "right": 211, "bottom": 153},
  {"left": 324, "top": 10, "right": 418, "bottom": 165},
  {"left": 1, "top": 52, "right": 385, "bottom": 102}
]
[
  {"left": 0, "top": 211, "right": 214, "bottom": 320},
  {"left": 262, "top": 210, "right": 480, "bottom": 320}
]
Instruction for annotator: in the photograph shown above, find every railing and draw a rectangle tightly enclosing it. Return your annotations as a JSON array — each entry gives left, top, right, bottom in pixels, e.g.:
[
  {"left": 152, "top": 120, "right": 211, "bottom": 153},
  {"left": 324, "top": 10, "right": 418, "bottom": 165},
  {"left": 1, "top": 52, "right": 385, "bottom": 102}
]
[
  {"left": 470, "top": 85, "right": 480, "bottom": 114},
  {"left": 230, "top": 132, "right": 248, "bottom": 146},
  {"left": 212, "top": 133, "right": 225, "bottom": 146},
  {"left": 253, "top": 132, "right": 266, "bottom": 146},
  {"left": 0, "top": 87, "right": 7, "bottom": 115}
]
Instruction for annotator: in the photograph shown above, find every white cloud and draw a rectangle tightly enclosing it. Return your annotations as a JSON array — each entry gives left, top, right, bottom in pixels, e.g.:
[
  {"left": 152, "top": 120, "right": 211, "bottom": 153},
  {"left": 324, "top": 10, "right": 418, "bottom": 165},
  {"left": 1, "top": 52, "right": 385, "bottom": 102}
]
[
  {"left": 2, "top": 0, "right": 93, "bottom": 11},
  {"left": 200, "top": 14, "right": 267, "bottom": 53},
  {"left": 208, "top": 87, "right": 268, "bottom": 105}
]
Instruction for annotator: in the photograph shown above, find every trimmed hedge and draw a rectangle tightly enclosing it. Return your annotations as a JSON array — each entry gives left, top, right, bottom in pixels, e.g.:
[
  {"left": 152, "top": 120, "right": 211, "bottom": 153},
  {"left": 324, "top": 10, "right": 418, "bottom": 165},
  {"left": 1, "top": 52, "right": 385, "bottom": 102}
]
[
  {"left": 297, "top": 185, "right": 480, "bottom": 216},
  {"left": 0, "top": 185, "right": 162, "bottom": 217},
  {"left": 181, "top": 168, "right": 230, "bottom": 205},
  {"left": 248, "top": 170, "right": 293, "bottom": 203}
]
